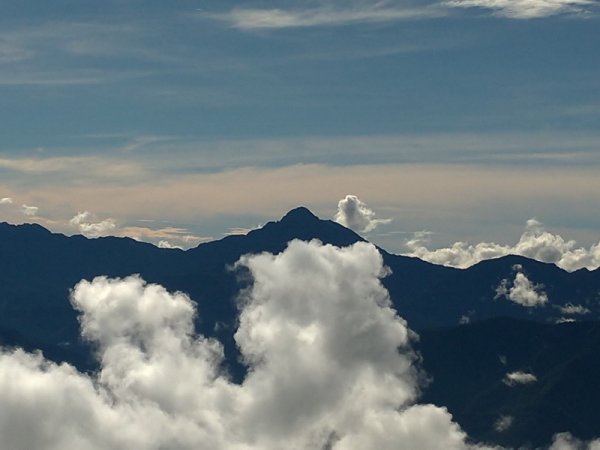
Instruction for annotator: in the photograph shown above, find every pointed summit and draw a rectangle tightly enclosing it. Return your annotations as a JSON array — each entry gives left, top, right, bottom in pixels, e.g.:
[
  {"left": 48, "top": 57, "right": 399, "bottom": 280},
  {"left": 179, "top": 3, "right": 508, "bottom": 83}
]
[{"left": 280, "top": 206, "right": 319, "bottom": 224}]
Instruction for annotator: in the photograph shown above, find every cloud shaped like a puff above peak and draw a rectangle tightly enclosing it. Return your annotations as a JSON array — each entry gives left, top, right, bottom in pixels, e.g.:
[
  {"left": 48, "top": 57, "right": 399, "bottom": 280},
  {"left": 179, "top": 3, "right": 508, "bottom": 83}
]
[
  {"left": 0, "top": 240, "right": 495, "bottom": 450},
  {"left": 404, "top": 218, "right": 600, "bottom": 272},
  {"left": 334, "top": 194, "right": 391, "bottom": 233}
]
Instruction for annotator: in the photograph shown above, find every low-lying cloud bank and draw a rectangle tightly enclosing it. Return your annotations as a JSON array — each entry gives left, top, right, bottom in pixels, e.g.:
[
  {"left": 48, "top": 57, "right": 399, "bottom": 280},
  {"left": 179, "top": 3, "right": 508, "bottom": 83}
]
[
  {"left": 68, "top": 210, "right": 205, "bottom": 248},
  {"left": 404, "top": 219, "right": 600, "bottom": 272},
  {"left": 0, "top": 240, "right": 489, "bottom": 450}
]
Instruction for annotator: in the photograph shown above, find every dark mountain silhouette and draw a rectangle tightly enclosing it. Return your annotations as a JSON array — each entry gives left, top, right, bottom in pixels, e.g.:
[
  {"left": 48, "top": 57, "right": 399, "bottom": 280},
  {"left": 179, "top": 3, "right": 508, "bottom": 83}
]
[
  {"left": 1, "top": 207, "right": 599, "bottom": 446},
  {"left": 418, "top": 318, "right": 600, "bottom": 448}
]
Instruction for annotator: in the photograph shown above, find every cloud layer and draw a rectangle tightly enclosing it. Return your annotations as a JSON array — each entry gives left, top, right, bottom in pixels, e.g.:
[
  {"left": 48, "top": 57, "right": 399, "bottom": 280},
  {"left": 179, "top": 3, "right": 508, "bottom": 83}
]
[
  {"left": 334, "top": 194, "right": 391, "bottom": 233},
  {"left": 404, "top": 219, "right": 600, "bottom": 272},
  {"left": 445, "top": 0, "right": 595, "bottom": 18},
  {"left": 0, "top": 240, "right": 486, "bottom": 450},
  {"left": 207, "top": 3, "right": 443, "bottom": 30},
  {"left": 207, "top": 0, "right": 596, "bottom": 29}
]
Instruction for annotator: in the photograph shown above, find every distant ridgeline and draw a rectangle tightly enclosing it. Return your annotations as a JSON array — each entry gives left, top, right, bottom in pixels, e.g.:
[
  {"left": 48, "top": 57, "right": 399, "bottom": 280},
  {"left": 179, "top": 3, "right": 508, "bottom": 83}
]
[{"left": 1, "top": 207, "right": 599, "bottom": 448}]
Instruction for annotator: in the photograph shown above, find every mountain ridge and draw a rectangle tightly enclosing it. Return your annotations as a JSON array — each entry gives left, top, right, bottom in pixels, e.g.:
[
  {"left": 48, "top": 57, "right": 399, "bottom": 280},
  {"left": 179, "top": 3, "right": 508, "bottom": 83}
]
[{"left": 1, "top": 208, "right": 599, "bottom": 447}]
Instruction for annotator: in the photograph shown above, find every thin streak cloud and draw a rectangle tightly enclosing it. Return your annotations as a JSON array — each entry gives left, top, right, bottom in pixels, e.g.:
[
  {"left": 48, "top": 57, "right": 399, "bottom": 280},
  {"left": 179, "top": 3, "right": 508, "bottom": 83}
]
[
  {"left": 206, "top": 3, "right": 445, "bottom": 30},
  {"left": 445, "top": 0, "right": 596, "bottom": 18}
]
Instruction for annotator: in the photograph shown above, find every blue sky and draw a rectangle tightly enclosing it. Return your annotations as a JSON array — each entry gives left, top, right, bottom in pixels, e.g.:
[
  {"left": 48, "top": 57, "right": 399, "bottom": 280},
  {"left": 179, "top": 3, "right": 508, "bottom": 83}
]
[{"left": 1, "top": 0, "right": 599, "bottom": 251}]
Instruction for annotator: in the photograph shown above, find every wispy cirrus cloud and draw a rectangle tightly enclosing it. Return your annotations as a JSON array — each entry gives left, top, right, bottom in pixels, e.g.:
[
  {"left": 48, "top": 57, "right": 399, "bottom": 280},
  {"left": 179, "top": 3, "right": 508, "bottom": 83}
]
[
  {"left": 205, "top": 2, "right": 445, "bottom": 30},
  {"left": 205, "top": 0, "right": 597, "bottom": 30},
  {"left": 445, "top": 0, "right": 596, "bottom": 18}
]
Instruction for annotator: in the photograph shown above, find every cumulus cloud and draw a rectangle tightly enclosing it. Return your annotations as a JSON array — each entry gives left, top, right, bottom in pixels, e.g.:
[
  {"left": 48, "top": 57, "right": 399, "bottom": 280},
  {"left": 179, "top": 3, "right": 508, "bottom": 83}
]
[
  {"left": 503, "top": 371, "right": 538, "bottom": 386},
  {"left": 70, "top": 211, "right": 117, "bottom": 238},
  {"left": 21, "top": 204, "right": 39, "bottom": 216},
  {"left": 495, "top": 271, "right": 548, "bottom": 308},
  {"left": 549, "top": 432, "right": 600, "bottom": 450},
  {"left": 0, "top": 240, "right": 490, "bottom": 450},
  {"left": 445, "top": 0, "right": 595, "bottom": 18},
  {"left": 157, "top": 240, "right": 182, "bottom": 249},
  {"left": 404, "top": 218, "right": 600, "bottom": 272},
  {"left": 0, "top": 197, "right": 13, "bottom": 204},
  {"left": 558, "top": 303, "right": 591, "bottom": 315},
  {"left": 334, "top": 194, "right": 391, "bottom": 233}
]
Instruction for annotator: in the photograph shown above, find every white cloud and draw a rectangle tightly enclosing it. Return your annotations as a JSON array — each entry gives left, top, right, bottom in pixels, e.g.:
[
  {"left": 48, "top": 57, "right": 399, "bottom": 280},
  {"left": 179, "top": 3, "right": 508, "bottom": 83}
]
[
  {"left": 445, "top": 0, "right": 595, "bottom": 18},
  {"left": 207, "top": 3, "right": 444, "bottom": 30},
  {"left": 495, "top": 272, "right": 548, "bottom": 308},
  {"left": 334, "top": 194, "right": 391, "bottom": 233},
  {"left": 494, "top": 415, "right": 513, "bottom": 432},
  {"left": 502, "top": 371, "right": 538, "bottom": 386},
  {"left": 556, "top": 317, "right": 577, "bottom": 324},
  {"left": 558, "top": 303, "right": 590, "bottom": 315},
  {"left": 21, "top": 204, "right": 39, "bottom": 216},
  {"left": 404, "top": 218, "right": 600, "bottom": 272},
  {"left": 0, "top": 240, "right": 493, "bottom": 450},
  {"left": 157, "top": 240, "right": 182, "bottom": 249},
  {"left": 549, "top": 432, "right": 600, "bottom": 450},
  {"left": 70, "top": 211, "right": 117, "bottom": 238},
  {"left": 68, "top": 212, "right": 206, "bottom": 247},
  {"left": 0, "top": 197, "right": 13, "bottom": 204}
]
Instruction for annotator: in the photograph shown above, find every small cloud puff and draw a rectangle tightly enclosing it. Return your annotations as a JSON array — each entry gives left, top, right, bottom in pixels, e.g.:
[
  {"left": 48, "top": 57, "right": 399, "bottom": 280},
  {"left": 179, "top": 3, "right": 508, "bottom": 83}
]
[
  {"left": 495, "top": 272, "right": 548, "bottom": 308},
  {"left": 21, "top": 204, "right": 39, "bottom": 216},
  {"left": 503, "top": 371, "right": 538, "bottom": 386},
  {"left": 494, "top": 415, "right": 514, "bottom": 432},
  {"left": 334, "top": 194, "right": 391, "bottom": 233},
  {"left": 70, "top": 211, "right": 117, "bottom": 238},
  {"left": 404, "top": 218, "right": 600, "bottom": 272},
  {"left": 558, "top": 303, "right": 590, "bottom": 315},
  {"left": 0, "top": 197, "right": 13, "bottom": 205},
  {"left": 157, "top": 240, "right": 182, "bottom": 250}
]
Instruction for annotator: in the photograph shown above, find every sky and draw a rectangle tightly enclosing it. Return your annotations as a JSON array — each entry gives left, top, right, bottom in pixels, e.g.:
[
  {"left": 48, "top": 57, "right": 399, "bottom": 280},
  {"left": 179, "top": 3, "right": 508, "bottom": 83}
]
[{"left": 1, "top": 0, "right": 600, "bottom": 253}]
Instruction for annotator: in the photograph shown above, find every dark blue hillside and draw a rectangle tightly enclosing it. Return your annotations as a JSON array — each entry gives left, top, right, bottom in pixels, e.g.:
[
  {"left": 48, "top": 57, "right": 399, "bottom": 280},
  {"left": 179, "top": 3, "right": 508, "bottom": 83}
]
[{"left": 1, "top": 209, "right": 600, "bottom": 447}]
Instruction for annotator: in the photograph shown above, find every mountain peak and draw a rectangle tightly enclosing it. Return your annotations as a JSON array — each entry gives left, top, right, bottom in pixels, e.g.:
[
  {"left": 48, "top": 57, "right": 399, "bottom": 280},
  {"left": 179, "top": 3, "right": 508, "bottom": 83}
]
[{"left": 280, "top": 206, "right": 320, "bottom": 223}]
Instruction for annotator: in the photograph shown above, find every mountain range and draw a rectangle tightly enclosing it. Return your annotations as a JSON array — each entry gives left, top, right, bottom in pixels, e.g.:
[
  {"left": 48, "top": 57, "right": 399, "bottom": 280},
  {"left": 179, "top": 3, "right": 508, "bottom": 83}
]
[{"left": 1, "top": 207, "right": 599, "bottom": 448}]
